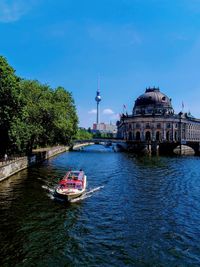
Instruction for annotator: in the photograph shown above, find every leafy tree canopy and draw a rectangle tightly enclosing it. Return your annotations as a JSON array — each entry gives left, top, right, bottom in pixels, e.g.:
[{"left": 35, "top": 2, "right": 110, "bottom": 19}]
[
  {"left": 75, "top": 128, "right": 93, "bottom": 140},
  {"left": 0, "top": 56, "right": 78, "bottom": 155},
  {"left": 0, "top": 56, "right": 21, "bottom": 154}
]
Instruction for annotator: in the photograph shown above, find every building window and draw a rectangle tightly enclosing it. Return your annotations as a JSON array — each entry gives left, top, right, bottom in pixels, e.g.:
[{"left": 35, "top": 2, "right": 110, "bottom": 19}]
[
  {"left": 136, "top": 131, "right": 141, "bottom": 140},
  {"left": 145, "top": 131, "right": 151, "bottom": 141},
  {"left": 157, "top": 123, "right": 161, "bottom": 129},
  {"left": 147, "top": 108, "right": 152, "bottom": 114},
  {"left": 156, "top": 131, "right": 160, "bottom": 141},
  {"left": 136, "top": 123, "right": 141, "bottom": 128},
  {"left": 146, "top": 123, "right": 150, "bottom": 129},
  {"left": 167, "top": 123, "right": 171, "bottom": 128},
  {"left": 166, "top": 131, "right": 170, "bottom": 141},
  {"left": 175, "top": 131, "right": 178, "bottom": 141}
]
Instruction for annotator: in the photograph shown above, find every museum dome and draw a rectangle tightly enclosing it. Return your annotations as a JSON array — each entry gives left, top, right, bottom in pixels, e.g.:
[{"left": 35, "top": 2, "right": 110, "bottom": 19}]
[{"left": 132, "top": 87, "right": 174, "bottom": 116}]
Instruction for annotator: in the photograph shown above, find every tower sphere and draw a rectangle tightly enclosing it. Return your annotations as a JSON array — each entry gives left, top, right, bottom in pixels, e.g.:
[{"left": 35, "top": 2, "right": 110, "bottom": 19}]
[{"left": 95, "top": 94, "right": 101, "bottom": 102}]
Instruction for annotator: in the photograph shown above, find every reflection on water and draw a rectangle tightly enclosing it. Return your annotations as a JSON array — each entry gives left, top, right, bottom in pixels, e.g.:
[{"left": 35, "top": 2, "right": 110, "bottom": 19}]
[{"left": 1, "top": 145, "right": 200, "bottom": 266}]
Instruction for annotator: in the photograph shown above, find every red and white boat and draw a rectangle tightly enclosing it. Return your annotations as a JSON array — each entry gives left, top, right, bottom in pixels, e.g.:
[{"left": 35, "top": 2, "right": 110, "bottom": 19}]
[{"left": 55, "top": 170, "right": 87, "bottom": 201}]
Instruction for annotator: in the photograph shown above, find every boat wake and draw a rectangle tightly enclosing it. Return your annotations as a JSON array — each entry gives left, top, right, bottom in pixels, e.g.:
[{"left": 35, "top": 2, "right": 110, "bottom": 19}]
[
  {"left": 42, "top": 185, "right": 66, "bottom": 202},
  {"left": 42, "top": 185, "right": 54, "bottom": 193},
  {"left": 37, "top": 177, "right": 44, "bottom": 181},
  {"left": 42, "top": 183, "right": 104, "bottom": 203},
  {"left": 70, "top": 185, "right": 104, "bottom": 203}
]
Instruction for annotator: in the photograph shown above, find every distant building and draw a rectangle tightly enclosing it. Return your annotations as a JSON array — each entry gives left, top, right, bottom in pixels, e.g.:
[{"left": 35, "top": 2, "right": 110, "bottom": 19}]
[
  {"left": 117, "top": 87, "right": 200, "bottom": 143},
  {"left": 92, "top": 122, "right": 117, "bottom": 135}
]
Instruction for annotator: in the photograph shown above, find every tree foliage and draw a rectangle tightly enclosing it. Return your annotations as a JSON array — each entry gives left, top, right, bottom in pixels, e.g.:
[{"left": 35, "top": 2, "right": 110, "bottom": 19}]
[
  {"left": 0, "top": 56, "right": 22, "bottom": 154},
  {"left": 0, "top": 56, "right": 78, "bottom": 155},
  {"left": 75, "top": 128, "right": 93, "bottom": 140}
]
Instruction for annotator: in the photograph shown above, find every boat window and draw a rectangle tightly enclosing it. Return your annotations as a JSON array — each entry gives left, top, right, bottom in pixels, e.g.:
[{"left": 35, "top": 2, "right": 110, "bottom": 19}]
[
  {"left": 78, "top": 173, "right": 84, "bottom": 180},
  {"left": 69, "top": 171, "right": 81, "bottom": 179},
  {"left": 67, "top": 183, "right": 76, "bottom": 188}
]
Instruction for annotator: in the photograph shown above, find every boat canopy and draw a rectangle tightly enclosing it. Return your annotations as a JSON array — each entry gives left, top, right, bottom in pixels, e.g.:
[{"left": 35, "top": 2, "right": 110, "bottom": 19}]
[{"left": 64, "top": 170, "right": 84, "bottom": 180}]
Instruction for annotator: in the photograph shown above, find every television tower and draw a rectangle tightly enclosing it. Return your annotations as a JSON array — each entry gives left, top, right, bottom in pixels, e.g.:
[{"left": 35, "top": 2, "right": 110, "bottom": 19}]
[{"left": 95, "top": 76, "right": 102, "bottom": 124}]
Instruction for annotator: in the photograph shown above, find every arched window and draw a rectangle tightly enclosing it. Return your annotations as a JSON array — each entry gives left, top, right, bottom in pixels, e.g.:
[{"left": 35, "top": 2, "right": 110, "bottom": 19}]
[
  {"left": 166, "top": 131, "right": 170, "bottom": 141},
  {"left": 145, "top": 131, "right": 151, "bottom": 141},
  {"left": 156, "top": 131, "right": 160, "bottom": 141},
  {"left": 136, "top": 131, "right": 141, "bottom": 140},
  {"left": 128, "top": 132, "right": 132, "bottom": 140},
  {"left": 174, "top": 131, "right": 178, "bottom": 141}
]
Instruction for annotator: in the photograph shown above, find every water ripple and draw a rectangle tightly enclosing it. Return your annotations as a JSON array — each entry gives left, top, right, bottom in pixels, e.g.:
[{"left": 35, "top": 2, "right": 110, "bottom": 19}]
[{"left": 1, "top": 146, "right": 200, "bottom": 266}]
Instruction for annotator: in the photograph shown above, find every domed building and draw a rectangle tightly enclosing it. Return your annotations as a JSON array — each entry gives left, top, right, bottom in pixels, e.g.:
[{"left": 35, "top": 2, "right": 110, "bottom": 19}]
[
  {"left": 117, "top": 87, "right": 200, "bottom": 153},
  {"left": 133, "top": 87, "right": 174, "bottom": 116}
]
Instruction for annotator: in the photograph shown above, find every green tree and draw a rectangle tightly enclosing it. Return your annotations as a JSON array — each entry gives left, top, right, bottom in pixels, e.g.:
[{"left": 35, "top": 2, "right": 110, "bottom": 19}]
[
  {"left": 52, "top": 87, "right": 78, "bottom": 145},
  {"left": 75, "top": 128, "right": 93, "bottom": 140},
  {"left": 16, "top": 79, "right": 54, "bottom": 153},
  {"left": 17, "top": 81, "right": 78, "bottom": 152},
  {"left": 0, "top": 56, "right": 79, "bottom": 155},
  {"left": 0, "top": 56, "right": 21, "bottom": 155}
]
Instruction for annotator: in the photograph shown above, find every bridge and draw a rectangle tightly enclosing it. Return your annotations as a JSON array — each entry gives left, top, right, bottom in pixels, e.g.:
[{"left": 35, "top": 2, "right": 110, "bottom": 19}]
[
  {"left": 72, "top": 139, "right": 126, "bottom": 151},
  {"left": 72, "top": 139, "right": 200, "bottom": 156},
  {"left": 73, "top": 138, "right": 125, "bottom": 145}
]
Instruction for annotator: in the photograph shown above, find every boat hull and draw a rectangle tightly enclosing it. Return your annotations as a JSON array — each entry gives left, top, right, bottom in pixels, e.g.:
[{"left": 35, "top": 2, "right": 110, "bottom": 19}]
[
  {"left": 55, "top": 175, "right": 87, "bottom": 202},
  {"left": 54, "top": 189, "right": 86, "bottom": 201}
]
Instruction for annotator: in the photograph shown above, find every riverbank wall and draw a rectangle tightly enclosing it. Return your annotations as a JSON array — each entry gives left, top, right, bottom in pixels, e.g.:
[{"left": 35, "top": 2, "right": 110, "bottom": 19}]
[{"left": 0, "top": 146, "right": 69, "bottom": 182}]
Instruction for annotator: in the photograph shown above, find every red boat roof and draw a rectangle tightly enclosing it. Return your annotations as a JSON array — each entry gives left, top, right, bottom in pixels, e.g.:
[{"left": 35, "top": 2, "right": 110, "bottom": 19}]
[{"left": 58, "top": 170, "right": 85, "bottom": 185}]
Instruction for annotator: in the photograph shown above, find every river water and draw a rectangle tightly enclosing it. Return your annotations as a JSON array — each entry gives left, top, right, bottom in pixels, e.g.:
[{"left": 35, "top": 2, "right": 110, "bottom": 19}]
[{"left": 1, "top": 145, "right": 200, "bottom": 267}]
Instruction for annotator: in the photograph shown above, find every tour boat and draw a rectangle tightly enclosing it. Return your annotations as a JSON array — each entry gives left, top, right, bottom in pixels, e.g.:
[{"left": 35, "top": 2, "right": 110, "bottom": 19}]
[{"left": 55, "top": 170, "right": 87, "bottom": 201}]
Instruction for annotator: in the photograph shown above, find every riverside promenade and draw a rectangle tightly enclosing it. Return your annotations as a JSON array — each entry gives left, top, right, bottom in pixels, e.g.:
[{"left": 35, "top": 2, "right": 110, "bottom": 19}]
[
  {"left": 0, "top": 146, "right": 68, "bottom": 182},
  {"left": 0, "top": 142, "right": 94, "bottom": 182}
]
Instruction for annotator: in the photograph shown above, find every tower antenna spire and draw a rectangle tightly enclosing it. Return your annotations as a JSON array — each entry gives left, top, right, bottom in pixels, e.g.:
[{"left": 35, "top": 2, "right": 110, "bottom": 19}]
[
  {"left": 97, "top": 73, "right": 100, "bottom": 92},
  {"left": 95, "top": 74, "right": 102, "bottom": 124}
]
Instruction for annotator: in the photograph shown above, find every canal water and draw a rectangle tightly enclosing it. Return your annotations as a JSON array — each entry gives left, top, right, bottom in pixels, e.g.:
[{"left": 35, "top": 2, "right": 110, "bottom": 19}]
[{"left": 1, "top": 145, "right": 200, "bottom": 266}]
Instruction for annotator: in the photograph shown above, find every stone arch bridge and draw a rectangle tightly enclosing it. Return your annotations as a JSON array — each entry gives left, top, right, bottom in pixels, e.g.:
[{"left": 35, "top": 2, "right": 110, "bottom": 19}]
[{"left": 72, "top": 139, "right": 200, "bottom": 156}]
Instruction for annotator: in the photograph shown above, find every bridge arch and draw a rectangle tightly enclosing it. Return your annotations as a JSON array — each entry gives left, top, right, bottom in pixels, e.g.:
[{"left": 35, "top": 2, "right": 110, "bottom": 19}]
[{"left": 173, "top": 145, "right": 195, "bottom": 155}]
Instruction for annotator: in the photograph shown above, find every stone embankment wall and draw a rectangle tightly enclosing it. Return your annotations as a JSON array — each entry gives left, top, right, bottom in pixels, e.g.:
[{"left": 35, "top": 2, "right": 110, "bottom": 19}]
[
  {"left": 0, "top": 157, "right": 28, "bottom": 182},
  {"left": 0, "top": 146, "right": 69, "bottom": 182},
  {"left": 0, "top": 143, "right": 94, "bottom": 182}
]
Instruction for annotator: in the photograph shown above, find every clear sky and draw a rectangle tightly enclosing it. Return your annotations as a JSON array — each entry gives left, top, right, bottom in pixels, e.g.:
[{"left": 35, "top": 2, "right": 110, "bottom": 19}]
[{"left": 1, "top": 0, "right": 200, "bottom": 128}]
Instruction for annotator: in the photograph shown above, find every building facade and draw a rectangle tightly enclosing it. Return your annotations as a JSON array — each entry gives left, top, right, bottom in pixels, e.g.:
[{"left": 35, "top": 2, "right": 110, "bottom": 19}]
[
  {"left": 93, "top": 122, "right": 117, "bottom": 135},
  {"left": 117, "top": 87, "right": 200, "bottom": 143}
]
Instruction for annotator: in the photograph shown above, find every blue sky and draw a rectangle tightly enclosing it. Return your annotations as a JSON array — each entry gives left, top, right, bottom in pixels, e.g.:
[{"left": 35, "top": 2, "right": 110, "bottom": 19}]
[{"left": 1, "top": 0, "right": 200, "bottom": 128}]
